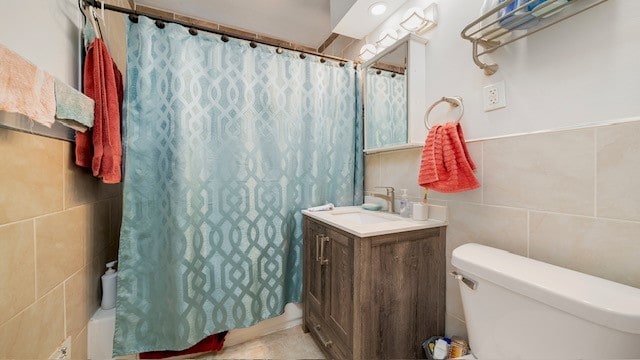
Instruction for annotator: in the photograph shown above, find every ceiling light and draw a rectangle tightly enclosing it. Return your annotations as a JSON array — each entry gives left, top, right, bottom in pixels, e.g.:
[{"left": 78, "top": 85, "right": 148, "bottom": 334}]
[
  {"left": 376, "top": 28, "right": 398, "bottom": 48},
  {"left": 359, "top": 44, "right": 378, "bottom": 62},
  {"left": 400, "top": 4, "right": 438, "bottom": 35},
  {"left": 369, "top": 2, "right": 387, "bottom": 16}
]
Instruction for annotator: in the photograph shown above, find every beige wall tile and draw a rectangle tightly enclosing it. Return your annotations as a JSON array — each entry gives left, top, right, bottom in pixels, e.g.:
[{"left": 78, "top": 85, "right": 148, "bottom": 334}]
[
  {"left": 445, "top": 313, "right": 468, "bottom": 341},
  {"left": 378, "top": 148, "right": 423, "bottom": 198},
  {"left": 429, "top": 142, "right": 483, "bottom": 204},
  {"left": 0, "top": 128, "right": 63, "bottom": 224},
  {"left": 71, "top": 326, "right": 88, "bottom": 360},
  {"left": 446, "top": 257, "right": 464, "bottom": 320},
  {"left": 596, "top": 122, "right": 640, "bottom": 222},
  {"left": 65, "top": 264, "right": 100, "bottom": 340},
  {"left": 109, "top": 196, "right": 123, "bottom": 245},
  {"left": 364, "top": 154, "right": 380, "bottom": 191},
  {"left": 0, "top": 221, "right": 35, "bottom": 325},
  {"left": 483, "top": 128, "right": 595, "bottom": 216},
  {"left": 64, "top": 142, "right": 101, "bottom": 208},
  {"left": 529, "top": 211, "right": 640, "bottom": 289},
  {"left": 446, "top": 202, "right": 528, "bottom": 258},
  {"left": 0, "top": 285, "right": 65, "bottom": 359},
  {"left": 64, "top": 143, "right": 123, "bottom": 209},
  {"left": 87, "top": 201, "right": 111, "bottom": 262},
  {"left": 36, "top": 206, "right": 88, "bottom": 295}
]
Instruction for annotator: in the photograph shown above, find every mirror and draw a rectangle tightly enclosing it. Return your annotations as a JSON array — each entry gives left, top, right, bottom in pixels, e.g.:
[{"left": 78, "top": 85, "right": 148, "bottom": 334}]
[
  {"left": 363, "top": 34, "right": 427, "bottom": 153},
  {"left": 364, "top": 42, "right": 408, "bottom": 150}
]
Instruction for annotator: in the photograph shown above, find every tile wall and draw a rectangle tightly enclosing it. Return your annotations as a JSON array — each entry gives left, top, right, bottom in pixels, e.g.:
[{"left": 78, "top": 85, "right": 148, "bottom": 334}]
[
  {"left": 365, "top": 120, "right": 640, "bottom": 339},
  {"left": 0, "top": 129, "right": 122, "bottom": 359}
]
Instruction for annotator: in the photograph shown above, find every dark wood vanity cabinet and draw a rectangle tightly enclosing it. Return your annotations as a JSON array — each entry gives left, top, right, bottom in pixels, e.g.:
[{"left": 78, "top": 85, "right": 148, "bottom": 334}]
[{"left": 302, "top": 215, "right": 446, "bottom": 359}]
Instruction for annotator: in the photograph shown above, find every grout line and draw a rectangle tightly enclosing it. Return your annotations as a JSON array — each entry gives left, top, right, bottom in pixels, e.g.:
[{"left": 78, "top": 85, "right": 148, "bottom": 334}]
[
  {"left": 63, "top": 282, "right": 68, "bottom": 338},
  {"left": 62, "top": 145, "right": 66, "bottom": 211},
  {"left": 447, "top": 312, "right": 466, "bottom": 324},
  {"left": 33, "top": 219, "right": 38, "bottom": 299},
  {"left": 593, "top": 128, "right": 598, "bottom": 218},
  {"left": 0, "top": 283, "right": 63, "bottom": 328},
  {"left": 466, "top": 116, "right": 640, "bottom": 144},
  {"left": 480, "top": 142, "right": 484, "bottom": 204},
  {"left": 0, "top": 195, "right": 119, "bottom": 230},
  {"left": 526, "top": 210, "right": 530, "bottom": 258}
]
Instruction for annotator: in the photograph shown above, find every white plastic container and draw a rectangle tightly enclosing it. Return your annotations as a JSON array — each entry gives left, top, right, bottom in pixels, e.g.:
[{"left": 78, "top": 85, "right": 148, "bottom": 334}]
[
  {"left": 101, "top": 260, "right": 117, "bottom": 310},
  {"left": 412, "top": 203, "right": 429, "bottom": 221},
  {"left": 398, "top": 189, "right": 410, "bottom": 218}
]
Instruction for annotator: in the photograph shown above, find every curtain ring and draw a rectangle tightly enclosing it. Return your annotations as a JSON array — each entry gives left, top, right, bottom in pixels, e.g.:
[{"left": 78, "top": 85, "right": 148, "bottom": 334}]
[
  {"left": 250, "top": 41, "right": 257, "bottom": 48},
  {"left": 188, "top": 28, "right": 197, "bottom": 36},
  {"left": 128, "top": 14, "right": 139, "bottom": 23},
  {"left": 155, "top": 20, "right": 165, "bottom": 29},
  {"left": 424, "top": 96, "right": 464, "bottom": 130},
  {"left": 221, "top": 35, "right": 229, "bottom": 42}
]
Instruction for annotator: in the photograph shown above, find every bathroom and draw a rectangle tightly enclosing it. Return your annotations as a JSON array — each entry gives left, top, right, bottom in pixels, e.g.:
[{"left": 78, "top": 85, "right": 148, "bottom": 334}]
[{"left": 0, "top": 0, "right": 639, "bottom": 359}]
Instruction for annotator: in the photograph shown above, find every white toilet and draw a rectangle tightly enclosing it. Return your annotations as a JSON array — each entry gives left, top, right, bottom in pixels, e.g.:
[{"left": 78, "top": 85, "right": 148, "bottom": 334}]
[{"left": 451, "top": 243, "right": 640, "bottom": 359}]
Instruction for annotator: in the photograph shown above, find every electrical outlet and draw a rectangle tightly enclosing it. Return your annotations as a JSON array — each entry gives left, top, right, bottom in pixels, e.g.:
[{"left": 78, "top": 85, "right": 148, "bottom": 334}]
[
  {"left": 49, "top": 337, "right": 71, "bottom": 360},
  {"left": 483, "top": 81, "right": 506, "bottom": 111}
]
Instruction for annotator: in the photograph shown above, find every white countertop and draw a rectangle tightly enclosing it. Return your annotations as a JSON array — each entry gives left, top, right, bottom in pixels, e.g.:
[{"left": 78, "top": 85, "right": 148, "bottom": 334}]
[{"left": 302, "top": 205, "right": 447, "bottom": 237}]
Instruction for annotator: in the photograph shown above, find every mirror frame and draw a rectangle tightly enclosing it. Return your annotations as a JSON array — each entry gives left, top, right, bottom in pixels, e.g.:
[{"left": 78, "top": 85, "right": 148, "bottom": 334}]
[{"left": 362, "top": 34, "right": 428, "bottom": 154}]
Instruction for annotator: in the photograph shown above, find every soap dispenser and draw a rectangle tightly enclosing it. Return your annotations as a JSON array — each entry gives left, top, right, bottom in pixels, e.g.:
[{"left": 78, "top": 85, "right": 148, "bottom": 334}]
[
  {"left": 399, "top": 189, "right": 411, "bottom": 218},
  {"left": 101, "top": 260, "right": 117, "bottom": 310}
]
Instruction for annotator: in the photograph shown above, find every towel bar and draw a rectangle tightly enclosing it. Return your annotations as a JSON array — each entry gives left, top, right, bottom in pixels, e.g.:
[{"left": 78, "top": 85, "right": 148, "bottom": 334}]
[{"left": 424, "top": 96, "right": 464, "bottom": 130}]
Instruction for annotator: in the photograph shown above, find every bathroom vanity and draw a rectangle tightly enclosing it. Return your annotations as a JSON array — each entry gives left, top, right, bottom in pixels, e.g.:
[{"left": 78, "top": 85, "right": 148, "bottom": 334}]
[{"left": 302, "top": 207, "right": 446, "bottom": 359}]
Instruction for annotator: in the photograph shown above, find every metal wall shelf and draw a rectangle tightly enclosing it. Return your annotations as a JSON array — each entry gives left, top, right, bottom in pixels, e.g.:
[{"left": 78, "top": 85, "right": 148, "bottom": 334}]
[{"left": 461, "top": 0, "right": 609, "bottom": 75}]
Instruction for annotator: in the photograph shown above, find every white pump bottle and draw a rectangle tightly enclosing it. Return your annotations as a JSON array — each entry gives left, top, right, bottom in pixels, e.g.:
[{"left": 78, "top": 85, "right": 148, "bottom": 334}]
[{"left": 101, "top": 260, "right": 117, "bottom": 310}]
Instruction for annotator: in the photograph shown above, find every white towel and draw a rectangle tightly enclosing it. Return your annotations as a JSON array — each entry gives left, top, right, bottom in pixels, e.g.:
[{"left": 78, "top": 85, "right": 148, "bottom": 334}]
[
  {"left": 307, "top": 203, "right": 335, "bottom": 212},
  {"left": 0, "top": 43, "right": 56, "bottom": 128}
]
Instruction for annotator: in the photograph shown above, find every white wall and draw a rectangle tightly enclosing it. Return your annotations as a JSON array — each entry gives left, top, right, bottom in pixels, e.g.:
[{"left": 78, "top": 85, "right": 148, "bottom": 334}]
[
  {"left": 357, "top": 0, "right": 640, "bottom": 342},
  {"left": 0, "top": 0, "right": 81, "bottom": 85},
  {"left": 345, "top": 0, "right": 640, "bottom": 140}
]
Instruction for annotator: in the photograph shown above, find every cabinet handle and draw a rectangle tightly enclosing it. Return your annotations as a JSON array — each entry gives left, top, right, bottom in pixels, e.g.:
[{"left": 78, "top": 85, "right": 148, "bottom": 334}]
[
  {"left": 313, "top": 324, "right": 333, "bottom": 348},
  {"left": 315, "top": 234, "right": 323, "bottom": 262},
  {"left": 319, "top": 236, "right": 329, "bottom": 265}
]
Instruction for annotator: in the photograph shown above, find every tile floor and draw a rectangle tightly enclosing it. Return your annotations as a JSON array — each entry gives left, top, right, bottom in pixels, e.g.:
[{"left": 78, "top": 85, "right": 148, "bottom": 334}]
[{"left": 200, "top": 326, "right": 325, "bottom": 359}]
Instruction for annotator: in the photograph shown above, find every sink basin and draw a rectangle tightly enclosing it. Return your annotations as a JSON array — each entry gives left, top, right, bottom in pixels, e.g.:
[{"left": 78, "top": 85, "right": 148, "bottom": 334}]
[
  {"left": 330, "top": 211, "right": 400, "bottom": 225},
  {"left": 302, "top": 206, "right": 447, "bottom": 237}
]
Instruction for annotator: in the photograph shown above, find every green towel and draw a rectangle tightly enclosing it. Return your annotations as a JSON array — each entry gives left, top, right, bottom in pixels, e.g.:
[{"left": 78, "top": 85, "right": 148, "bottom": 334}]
[{"left": 54, "top": 78, "right": 94, "bottom": 132}]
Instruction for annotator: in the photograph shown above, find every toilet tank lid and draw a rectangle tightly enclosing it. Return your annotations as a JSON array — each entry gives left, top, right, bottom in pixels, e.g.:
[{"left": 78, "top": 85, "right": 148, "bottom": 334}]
[{"left": 451, "top": 243, "right": 640, "bottom": 334}]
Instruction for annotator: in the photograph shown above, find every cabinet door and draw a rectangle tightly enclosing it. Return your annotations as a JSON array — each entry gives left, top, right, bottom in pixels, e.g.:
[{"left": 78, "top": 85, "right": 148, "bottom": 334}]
[
  {"left": 304, "top": 220, "right": 325, "bottom": 318},
  {"left": 369, "top": 230, "right": 445, "bottom": 359},
  {"left": 324, "top": 228, "right": 354, "bottom": 349}
]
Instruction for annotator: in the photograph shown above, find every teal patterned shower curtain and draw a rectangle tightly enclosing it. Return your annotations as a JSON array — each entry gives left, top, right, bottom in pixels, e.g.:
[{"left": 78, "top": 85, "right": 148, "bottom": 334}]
[
  {"left": 113, "top": 16, "right": 362, "bottom": 355},
  {"left": 365, "top": 68, "right": 407, "bottom": 148}
]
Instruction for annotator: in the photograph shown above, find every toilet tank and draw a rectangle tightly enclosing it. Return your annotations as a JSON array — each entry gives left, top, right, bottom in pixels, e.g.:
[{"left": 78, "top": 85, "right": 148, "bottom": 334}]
[{"left": 451, "top": 243, "right": 640, "bottom": 360}]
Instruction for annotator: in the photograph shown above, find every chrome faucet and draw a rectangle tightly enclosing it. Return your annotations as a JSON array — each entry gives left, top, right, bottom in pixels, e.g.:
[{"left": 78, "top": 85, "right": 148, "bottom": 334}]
[{"left": 371, "top": 186, "right": 395, "bottom": 213}]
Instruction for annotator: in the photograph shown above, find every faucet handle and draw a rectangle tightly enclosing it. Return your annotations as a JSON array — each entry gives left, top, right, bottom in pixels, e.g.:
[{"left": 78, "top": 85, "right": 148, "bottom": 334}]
[{"left": 375, "top": 186, "right": 395, "bottom": 195}]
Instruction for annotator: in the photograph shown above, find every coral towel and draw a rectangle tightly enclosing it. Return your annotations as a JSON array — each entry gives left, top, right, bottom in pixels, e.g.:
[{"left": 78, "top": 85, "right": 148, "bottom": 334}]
[
  {"left": 0, "top": 43, "right": 56, "bottom": 128},
  {"left": 75, "top": 38, "right": 123, "bottom": 183},
  {"left": 418, "top": 122, "right": 479, "bottom": 193}
]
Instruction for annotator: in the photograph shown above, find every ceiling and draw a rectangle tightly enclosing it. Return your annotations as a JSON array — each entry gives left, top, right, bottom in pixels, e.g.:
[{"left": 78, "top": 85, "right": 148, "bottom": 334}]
[
  {"left": 135, "top": 0, "right": 406, "bottom": 50},
  {"left": 135, "top": 0, "right": 333, "bottom": 49}
]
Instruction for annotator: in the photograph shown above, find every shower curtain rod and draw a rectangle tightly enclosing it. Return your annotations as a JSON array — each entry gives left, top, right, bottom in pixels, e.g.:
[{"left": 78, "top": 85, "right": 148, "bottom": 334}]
[{"left": 82, "top": 0, "right": 355, "bottom": 66}]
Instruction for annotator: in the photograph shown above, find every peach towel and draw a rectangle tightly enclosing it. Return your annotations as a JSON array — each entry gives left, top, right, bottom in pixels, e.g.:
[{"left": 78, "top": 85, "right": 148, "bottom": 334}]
[
  {"left": 418, "top": 122, "right": 480, "bottom": 193},
  {"left": 0, "top": 43, "right": 56, "bottom": 128},
  {"left": 75, "top": 38, "right": 123, "bottom": 184}
]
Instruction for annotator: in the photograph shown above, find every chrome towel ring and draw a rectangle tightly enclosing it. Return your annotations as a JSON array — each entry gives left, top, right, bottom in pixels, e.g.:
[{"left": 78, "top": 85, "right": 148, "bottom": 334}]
[{"left": 424, "top": 96, "right": 464, "bottom": 130}]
